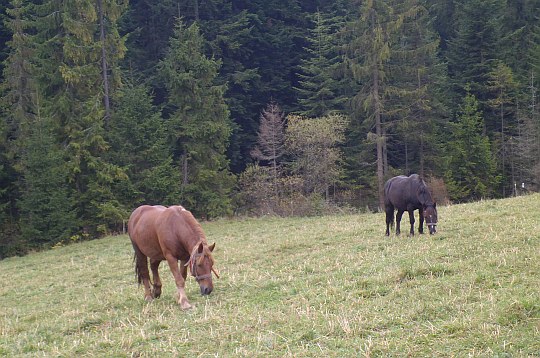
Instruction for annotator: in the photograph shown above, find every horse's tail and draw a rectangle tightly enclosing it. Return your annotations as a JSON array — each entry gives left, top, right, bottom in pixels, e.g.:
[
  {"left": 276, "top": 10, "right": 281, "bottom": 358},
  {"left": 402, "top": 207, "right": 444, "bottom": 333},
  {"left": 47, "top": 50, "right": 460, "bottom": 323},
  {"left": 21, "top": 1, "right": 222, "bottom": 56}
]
[{"left": 130, "top": 239, "right": 144, "bottom": 285}]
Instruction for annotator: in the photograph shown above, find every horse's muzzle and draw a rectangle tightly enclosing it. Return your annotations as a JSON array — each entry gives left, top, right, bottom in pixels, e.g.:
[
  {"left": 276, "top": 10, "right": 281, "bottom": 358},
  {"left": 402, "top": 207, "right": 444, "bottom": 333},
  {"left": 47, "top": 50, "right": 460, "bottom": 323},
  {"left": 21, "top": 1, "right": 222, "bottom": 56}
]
[
  {"left": 428, "top": 224, "right": 437, "bottom": 235},
  {"left": 200, "top": 286, "right": 213, "bottom": 296}
]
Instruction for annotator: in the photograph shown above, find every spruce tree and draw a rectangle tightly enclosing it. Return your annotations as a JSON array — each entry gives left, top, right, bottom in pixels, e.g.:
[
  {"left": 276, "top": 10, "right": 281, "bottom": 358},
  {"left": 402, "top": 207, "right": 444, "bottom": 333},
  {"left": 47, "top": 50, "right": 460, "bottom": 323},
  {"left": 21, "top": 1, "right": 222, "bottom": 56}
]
[
  {"left": 295, "top": 11, "right": 346, "bottom": 117},
  {"left": 107, "top": 84, "right": 181, "bottom": 208},
  {"left": 386, "top": 0, "right": 446, "bottom": 177},
  {"left": 29, "top": 0, "right": 128, "bottom": 234},
  {"left": 501, "top": 0, "right": 540, "bottom": 81},
  {"left": 17, "top": 111, "right": 78, "bottom": 248},
  {"left": 0, "top": 2, "right": 10, "bottom": 79},
  {"left": 343, "top": 0, "right": 406, "bottom": 209},
  {"left": 446, "top": 0, "right": 504, "bottom": 129},
  {"left": 1, "top": 0, "right": 36, "bottom": 254},
  {"left": 159, "top": 20, "right": 234, "bottom": 218},
  {"left": 487, "top": 62, "right": 518, "bottom": 196},
  {"left": 445, "top": 91, "right": 499, "bottom": 201}
]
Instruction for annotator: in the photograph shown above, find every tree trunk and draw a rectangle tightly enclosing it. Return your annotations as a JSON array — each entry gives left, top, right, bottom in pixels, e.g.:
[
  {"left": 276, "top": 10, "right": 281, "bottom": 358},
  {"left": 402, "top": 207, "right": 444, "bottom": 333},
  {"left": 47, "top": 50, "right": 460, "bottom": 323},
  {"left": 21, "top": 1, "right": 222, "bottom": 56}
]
[
  {"left": 181, "top": 155, "right": 189, "bottom": 187},
  {"left": 97, "top": 0, "right": 111, "bottom": 124},
  {"left": 373, "top": 59, "right": 385, "bottom": 210}
]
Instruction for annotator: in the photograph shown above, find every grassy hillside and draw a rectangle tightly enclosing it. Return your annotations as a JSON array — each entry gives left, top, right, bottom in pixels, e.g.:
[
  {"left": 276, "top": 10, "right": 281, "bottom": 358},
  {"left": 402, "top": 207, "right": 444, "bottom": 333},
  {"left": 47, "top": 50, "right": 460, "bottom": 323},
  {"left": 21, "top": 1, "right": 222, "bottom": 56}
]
[{"left": 1, "top": 195, "right": 539, "bottom": 356}]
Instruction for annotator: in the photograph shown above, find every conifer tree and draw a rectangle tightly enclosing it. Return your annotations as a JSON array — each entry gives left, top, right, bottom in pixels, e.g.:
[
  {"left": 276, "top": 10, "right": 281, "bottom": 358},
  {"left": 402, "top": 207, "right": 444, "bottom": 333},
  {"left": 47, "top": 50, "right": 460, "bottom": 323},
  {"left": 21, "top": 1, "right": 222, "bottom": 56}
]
[
  {"left": 446, "top": 0, "right": 504, "bottom": 129},
  {"left": 386, "top": 0, "right": 446, "bottom": 176},
  {"left": 251, "top": 102, "right": 286, "bottom": 187},
  {"left": 107, "top": 84, "right": 181, "bottom": 208},
  {"left": 487, "top": 62, "right": 518, "bottom": 195},
  {"left": 29, "top": 0, "right": 127, "bottom": 234},
  {"left": 445, "top": 91, "right": 499, "bottom": 201},
  {"left": 501, "top": 0, "right": 540, "bottom": 81},
  {"left": 17, "top": 109, "right": 78, "bottom": 247},
  {"left": 296, "top": 11, "right": 346, "bottom": 117},
  {"left": 159, "top": 20, "right": 234, "bottom": 218},
  {"left": 343, "top": 0, "right": 407, "bottom": 209},
  {"left": 0, "top": 2, "right": 10, "bottom": 79},
  {"left": 1, "top": 0, "right": 36, "bottom": 254}
]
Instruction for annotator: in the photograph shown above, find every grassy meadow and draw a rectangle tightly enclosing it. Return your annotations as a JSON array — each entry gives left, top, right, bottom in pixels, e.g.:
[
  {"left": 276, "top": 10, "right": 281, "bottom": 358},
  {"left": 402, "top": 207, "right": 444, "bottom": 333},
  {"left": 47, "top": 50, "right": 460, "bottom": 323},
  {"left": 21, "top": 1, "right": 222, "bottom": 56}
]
[{"left": 1, "top": 195, "right": 539, "bottom": 357}]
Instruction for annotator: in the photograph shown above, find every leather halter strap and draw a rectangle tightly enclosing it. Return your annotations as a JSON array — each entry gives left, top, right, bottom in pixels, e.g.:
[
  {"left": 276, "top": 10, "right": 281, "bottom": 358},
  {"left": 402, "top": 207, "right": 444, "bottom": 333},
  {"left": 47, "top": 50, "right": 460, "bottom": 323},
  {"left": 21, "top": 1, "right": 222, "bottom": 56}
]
[
  {"left": 185, "top": 240, "right": 214, "bottom": 282},
  {"left": 189, "top": 251, "right": 212, "bottom": 282}
]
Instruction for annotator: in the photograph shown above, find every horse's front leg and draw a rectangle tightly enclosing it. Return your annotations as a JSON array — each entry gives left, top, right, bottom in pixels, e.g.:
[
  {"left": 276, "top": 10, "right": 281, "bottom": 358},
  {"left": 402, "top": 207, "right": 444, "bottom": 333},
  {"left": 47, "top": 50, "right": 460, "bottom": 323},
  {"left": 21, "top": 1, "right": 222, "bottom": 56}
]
[
  {"left": 418, "top": 209, "right": 425, "bottom": 234},
  {"left": 165, "top": 255, "right": 192, "bottom": 310},
  {"left": 408, "top": 209, "right": 415, "bottom": 236},
  {"left": 395, "top": 210, "right": 404, "bottom": 235},
  {"left": 150, "top": 259, "right": 162, "bottom": 299}
]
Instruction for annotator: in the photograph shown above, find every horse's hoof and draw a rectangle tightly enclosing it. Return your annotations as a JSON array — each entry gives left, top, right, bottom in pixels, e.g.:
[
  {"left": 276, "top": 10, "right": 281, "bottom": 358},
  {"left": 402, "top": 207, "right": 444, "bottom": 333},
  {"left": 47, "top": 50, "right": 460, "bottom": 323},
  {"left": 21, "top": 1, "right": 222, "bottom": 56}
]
[{"left": 180, "top": 301, "right": 192, "bottom": 310}]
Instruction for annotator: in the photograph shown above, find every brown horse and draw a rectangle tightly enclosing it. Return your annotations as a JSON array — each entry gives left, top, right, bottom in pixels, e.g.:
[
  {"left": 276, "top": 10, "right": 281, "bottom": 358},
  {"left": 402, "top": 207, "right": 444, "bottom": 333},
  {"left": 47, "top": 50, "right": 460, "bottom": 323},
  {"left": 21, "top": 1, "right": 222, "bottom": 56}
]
[{"left": 128, "top": 205, "right": 219, "bottom": 309}]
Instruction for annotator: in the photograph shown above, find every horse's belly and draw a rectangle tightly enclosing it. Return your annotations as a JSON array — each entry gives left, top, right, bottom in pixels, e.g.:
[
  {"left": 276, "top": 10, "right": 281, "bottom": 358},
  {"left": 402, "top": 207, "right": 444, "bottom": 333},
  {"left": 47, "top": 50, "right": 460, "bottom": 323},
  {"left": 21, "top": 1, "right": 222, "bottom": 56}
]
[{"left": 139, "top": 239, "right": 165, "bottom": 260}]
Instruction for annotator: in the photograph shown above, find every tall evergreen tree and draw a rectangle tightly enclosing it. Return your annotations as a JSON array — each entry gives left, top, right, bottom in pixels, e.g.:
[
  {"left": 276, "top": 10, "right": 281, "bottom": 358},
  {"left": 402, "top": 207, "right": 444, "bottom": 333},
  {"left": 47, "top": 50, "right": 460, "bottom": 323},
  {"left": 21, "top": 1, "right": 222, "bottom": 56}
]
[
  {"left": 1, "top": 0, "right": 36, "bottom": 255},
  {"left": 445, "top": 91, "right": 499, "bottom": 201},
  {"left": 17, "top": 108, "right": 78, "bottom": 247},
  {"left": 29, "top": 0, "right": 128, "bottom": 234},
  {"left": 385, "top": 0, "right": 446, "bottom": 176},
  {"left": 487, "top": 61, "right": 519, "bottom": 196},
  {"left": 295, "top": 11, "right": 346, "bottom": 117},
  {"left": 428, "top": 0, "right": 456, "bottom": 52},
  {"left": 159, "top": 20, "right": 234, "bottom": 218},
  {"left": 0, "top": 2, "right": 10, "bottom": 80},
  {"left": 107, "top": 83, "right": 181, "bottom": 208},
  {"left": 201, "top": 9, "right": 264, "bottom": 173},
  {"left": 344, "top": 0, "right": 410, "bottom": 209},
  {"left": 501, "top": 0, "right": 540, "bottom": 81},
  {"left": 446, "top": 0, "right": 504, "bottom": 129}
]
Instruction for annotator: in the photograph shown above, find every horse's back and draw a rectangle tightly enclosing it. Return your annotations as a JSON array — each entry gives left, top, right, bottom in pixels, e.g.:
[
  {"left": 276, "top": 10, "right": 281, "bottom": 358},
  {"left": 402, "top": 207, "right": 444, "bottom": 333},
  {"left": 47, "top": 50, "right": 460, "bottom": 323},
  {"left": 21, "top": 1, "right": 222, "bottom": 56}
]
[
  {"left": 128, "top": 205, "right": 201, "bottom": 261},
  {"left": 128, "top": 205, "right": 169, "bottom": 258},
  {"left": 384, "top": 175, "right": 421, "bottom": 209}
]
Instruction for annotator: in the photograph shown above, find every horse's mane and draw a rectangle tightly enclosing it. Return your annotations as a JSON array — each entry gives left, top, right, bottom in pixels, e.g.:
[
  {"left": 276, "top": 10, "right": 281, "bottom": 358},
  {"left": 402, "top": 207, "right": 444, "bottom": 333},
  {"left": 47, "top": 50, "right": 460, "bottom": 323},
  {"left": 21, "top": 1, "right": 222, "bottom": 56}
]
[
  {"left": 176, "top": 206, "right": 216, "bottom": 266},
  {"left": 416, "top": 179, "right": 435, "bottom": 206},
  {"left": 178, "top": 207, "right": 207, "bottom": 244}
]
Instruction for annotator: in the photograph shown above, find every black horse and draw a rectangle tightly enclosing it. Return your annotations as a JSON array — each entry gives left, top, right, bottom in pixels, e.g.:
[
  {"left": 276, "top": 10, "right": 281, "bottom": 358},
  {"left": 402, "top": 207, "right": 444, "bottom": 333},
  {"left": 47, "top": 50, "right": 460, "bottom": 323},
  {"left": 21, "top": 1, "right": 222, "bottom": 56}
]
[{"left": 384, "top": 174, "right": 438, "bottom": 236}]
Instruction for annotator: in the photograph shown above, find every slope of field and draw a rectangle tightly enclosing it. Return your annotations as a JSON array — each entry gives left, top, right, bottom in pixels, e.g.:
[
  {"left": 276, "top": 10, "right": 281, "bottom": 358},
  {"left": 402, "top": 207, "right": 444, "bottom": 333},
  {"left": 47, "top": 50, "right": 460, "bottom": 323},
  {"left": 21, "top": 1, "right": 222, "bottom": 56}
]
[{"left": 1, "top": 195, "right": 539, "bottom": 356}]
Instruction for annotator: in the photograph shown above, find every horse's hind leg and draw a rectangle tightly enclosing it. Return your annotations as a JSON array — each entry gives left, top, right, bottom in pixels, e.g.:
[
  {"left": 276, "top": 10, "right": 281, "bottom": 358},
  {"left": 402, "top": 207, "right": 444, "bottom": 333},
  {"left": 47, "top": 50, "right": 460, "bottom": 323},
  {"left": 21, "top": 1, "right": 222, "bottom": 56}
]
[
  {"left": 150, "top": 259, "right": 162, "bottom": 299},
  {"left": 385, "top": 205, "right": 394, "bottom": 236},
  {"left": 395, "top": 210, "right": 404, "bottom": 235},
  {"left": 134, "top": 249, "right": 153, "bottom": 301},
  {"left": 418, "top": 210, "right": 425, "bottom": 234}
]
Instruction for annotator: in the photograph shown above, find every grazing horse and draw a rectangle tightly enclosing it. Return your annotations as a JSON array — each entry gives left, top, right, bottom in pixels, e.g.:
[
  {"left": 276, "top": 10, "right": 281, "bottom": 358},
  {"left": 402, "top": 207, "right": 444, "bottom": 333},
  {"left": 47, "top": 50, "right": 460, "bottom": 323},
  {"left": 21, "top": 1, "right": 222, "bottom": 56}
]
[
  {"left": 128, "top": 205, "right": 219, "bottom": 309},
  {"left": 384, "top": 174, "right": 438, "bottom": 236}
]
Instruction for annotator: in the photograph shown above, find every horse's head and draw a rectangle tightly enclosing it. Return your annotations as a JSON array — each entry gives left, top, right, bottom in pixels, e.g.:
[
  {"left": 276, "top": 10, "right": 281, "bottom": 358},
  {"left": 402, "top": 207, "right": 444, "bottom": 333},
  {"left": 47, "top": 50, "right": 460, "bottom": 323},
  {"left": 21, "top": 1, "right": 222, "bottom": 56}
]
[
  {"left": 187, "top": 242, "right": 219, "bottom": 296},
  {"left": 423, "top": 203, "right": 438, "bottom": 234}
]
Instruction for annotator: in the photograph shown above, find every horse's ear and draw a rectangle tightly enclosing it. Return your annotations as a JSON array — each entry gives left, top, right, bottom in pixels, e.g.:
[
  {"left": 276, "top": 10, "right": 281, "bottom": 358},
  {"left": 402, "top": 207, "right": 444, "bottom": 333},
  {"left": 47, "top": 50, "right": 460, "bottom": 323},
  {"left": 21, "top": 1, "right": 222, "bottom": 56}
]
[
  {"left": 209, "top": 243, "right": 216, "bottom": 252},
  {"left": 197, "top": 242, "right": 204, "bottom": 254}
]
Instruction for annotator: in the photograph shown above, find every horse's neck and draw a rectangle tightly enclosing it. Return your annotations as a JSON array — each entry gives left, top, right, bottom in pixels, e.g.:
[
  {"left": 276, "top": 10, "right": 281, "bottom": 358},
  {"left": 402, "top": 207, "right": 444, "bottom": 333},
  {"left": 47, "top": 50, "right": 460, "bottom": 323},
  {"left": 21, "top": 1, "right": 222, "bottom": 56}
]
[{"left": 418, "top": 186, "right": 434, "bottom": 206}]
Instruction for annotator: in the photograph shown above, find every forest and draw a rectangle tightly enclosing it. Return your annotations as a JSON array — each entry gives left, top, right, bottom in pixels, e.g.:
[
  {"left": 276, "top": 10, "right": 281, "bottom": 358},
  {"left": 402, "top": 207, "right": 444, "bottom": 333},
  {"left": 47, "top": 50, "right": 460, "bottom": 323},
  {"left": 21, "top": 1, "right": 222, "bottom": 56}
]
[{"left": 1, "top": 0, "right": 539, "bottom": 257}]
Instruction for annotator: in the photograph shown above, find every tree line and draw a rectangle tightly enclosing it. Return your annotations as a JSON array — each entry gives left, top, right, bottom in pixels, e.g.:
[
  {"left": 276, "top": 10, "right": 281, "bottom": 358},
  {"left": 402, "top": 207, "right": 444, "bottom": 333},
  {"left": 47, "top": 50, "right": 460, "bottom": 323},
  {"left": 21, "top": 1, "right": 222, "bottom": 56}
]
[{"left": 1, "top": 0, "right": 539, "bottom": 257}]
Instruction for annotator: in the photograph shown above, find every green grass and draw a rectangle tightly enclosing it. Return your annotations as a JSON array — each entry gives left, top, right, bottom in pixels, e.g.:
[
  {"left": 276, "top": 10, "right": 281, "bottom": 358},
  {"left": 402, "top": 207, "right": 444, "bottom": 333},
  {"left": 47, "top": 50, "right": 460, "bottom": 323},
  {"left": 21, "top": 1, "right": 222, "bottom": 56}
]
[{"left": 1, "top": 195, "right": 539, "bottom": 356}]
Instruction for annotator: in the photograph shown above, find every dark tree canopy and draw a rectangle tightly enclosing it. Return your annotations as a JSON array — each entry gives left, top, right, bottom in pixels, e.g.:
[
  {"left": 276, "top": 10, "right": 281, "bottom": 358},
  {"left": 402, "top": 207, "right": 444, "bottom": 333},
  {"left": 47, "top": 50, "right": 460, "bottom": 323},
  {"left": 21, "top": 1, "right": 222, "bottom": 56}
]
[{"left": 1, "top": 0, "right": 540, "bottom": 257}]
